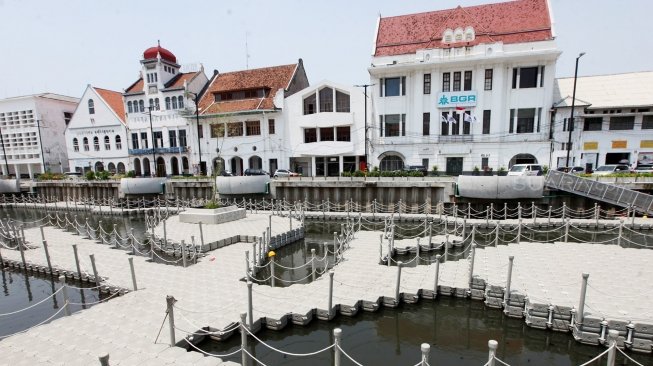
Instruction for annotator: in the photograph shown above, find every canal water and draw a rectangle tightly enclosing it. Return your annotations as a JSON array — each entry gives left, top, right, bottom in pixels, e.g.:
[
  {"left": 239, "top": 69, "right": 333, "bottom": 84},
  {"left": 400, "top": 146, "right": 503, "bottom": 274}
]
[{"left": 1, "top": 207, "right": 651, "bottom": 365}]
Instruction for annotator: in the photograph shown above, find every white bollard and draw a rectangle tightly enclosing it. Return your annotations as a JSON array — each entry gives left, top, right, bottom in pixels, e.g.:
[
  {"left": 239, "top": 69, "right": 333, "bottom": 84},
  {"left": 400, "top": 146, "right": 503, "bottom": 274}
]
[
  {"left": 328, "top": 270, "right": 334, "bottom": 317},
  {"left": 311, "top": 249, "right": 316, "bottom": 281},
  {"left": 333, "top": 328, "right": 342, "bottom": 366},
  {"left": 240, "top": 312, "right": 249, "bottom": 366},
  {"left": 577, "top": 273, "right": 589, "bottom": 326},
  {"left": 181, "top": 240, "right": 187, "bottom": 268},
  {"left": 247, "top": 281, "right": 253, "bottom": 328},
  {"left": 420, "top": 343, "right": 431, "bottom": 366},
  {"left": 59, "top": 275, "right": 71, "bottom": 316},
  {"left": 468, "top": 244, "right": 477, "bottom": 287},
  {"left": 504, "top": 256, "right": 514, "bottom": 305},
  {"left": 618, "top": 219, "right": 623, "bottom": 246},
  {"left": 434, "top": 254, "right": 441, "bottom": 296},
  {"left": 166, "top": 295, "right": 176, "bottom": 347},
  {"left": 607, "top": 329, "right": 618, "bottom": 366},
  {"left": 395, "top": 261, "right": 403, "bottom": 303},
  {"left": 128, "top": 257, "right": 137, "bottom": 291},
  {"left": 487, "top": 340, "right": 498, "bottom": 366},
  {"left": 89, "top": 254, "right": 100, "bottom": 287}
]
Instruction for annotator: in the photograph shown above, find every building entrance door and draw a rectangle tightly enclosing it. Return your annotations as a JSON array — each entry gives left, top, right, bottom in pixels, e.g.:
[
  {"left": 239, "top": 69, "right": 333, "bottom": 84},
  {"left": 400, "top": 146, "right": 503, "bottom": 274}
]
[{"left": 446, "top": 157, "right": 463, "bottom": 176}]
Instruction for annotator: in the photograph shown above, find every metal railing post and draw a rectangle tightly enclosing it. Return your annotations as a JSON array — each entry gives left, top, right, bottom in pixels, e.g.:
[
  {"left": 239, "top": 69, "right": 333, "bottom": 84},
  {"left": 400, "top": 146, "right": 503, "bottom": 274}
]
[{"left": 166, "top": 295, "right": 176, "bottom": 347}]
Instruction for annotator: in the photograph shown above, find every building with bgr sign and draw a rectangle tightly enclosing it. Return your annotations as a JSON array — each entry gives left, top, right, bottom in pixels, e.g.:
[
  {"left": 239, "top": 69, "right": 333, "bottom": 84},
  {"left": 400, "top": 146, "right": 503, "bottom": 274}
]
[
  {"left": 368, "top": 0, "right": 560, "bottom": 175},
  {"left": 0, "top": 93, "right": 78, "bottom": 178},
  {"left": 65, "top": 85, "right": 128, "bottom": 174},
  {"left": 552, "top": 71, "right": 653, "bottom": 171}
]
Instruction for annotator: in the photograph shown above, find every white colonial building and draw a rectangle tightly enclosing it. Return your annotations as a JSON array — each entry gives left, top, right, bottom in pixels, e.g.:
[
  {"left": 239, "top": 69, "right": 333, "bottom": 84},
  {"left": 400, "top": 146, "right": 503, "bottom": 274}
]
[
  {"left": 65, "top": 85, "right": 128, "bottom": 174},
  {"left": 368, "top": 0, "right": 560, "bottom": 174},
  {"left": 123, "top": 44, "right": 208, "bottom": 177},
  {"left": 194, "top": 60, "right": 308, "bottom": 176},
  {"left": 285, "top": 81, "right": 367, "bottom": 176},
  {"left": 552, "top": 71, "right": 653, "bottom": 170},
  {"left": 0, "top": 93, "right": 78, "bottom": 178}
]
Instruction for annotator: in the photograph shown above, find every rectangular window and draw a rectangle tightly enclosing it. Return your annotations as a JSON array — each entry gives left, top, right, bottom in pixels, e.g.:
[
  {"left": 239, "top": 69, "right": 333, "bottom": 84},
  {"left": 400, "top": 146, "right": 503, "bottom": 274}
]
[
  {"left": 227, "top": 122, "right": 243, "bottom": 137},
  {"left": 583, "top": 117, "right": 602, "bottom": 131},
  {"left": 320, "top": 127, "right": 334, "bottom": 141},
  {"left": 268, "top": 119, "right": 276, "bottom": 134},
  {"left": 451, "top": 113, "right": 460, "bottom": 135},
  {"left": 131, "top": 133, "right": 139, "bottom": 149},
  {"left": 245, "top": 121, "right": 260, "bottom": 136},
  {"left": 453, "top": 72, "right": 461, "bottom": 91},
  {"left": 153, "top": 131, "right": 163, "bottom": 148},
  {"left": 464, "top": 71, "right": 472, "bottom": 91},
  {"left": 384, "top": 114, "right": 400, "bottom": 137},
  {"left": 335, "top": 91, "right": 350, "bottom": 112},
  {"left": 643, "top": 115, "right": 653, "bottom": 129},
  {"left": 484, "top": 69, "right": 493, "bottom": 90},
  {"left": 319, "top": 88, "right": 333, "bottom": 112},
  {"left": 210, "top": 124, "right": 224, "bottom": 138},
  {"left": 609, "top": 116, "right": 635, "bottom": 130},
  {"left": 179, "top": 130, "right": 187, "bottom": 147},
  {"left": 514, "top": 67, "right": 538, "bottom": 88},
  {"left": 441, "top": 112, "right": 449, "bottom": 135},
  {"left": 516, "top": 108, "right": 536, "bottom": 133},
  {"left": 422, "top": 158, "right": 429, "bottom": 170},
  {"left": 304, "top": 128, "right": 317, "bottom": 143},
  {"left": 563, "top": 118, "right": 572, "bottom": 132},
  {"left": 422, "top": 113, "right": 430, "bottom": 136},
  {"left": 482, "top": 157, "right": 489, "bottom": 170},
  {"left": 423, "top": 74, "right": 431, "bottom": 94},
  {"left": 463, "top": 112, "right": 471, "bottom": 135},
  {"left": 336, "top": 126, "right": 350, "bottom": 141},
  {"left": 482, "top": 110, "right": 491, "bottom": 134},
  {"left": 197, "top": 124, "right": 203, "bottom": 139},
  {"left": 169, "top": 130, "right": 177, "bottom": 148},
  {"left": 442, "top": 73, "right": 450, "bottom": 92},
  {"left": 509, "top": 109, "right": 515, "bottom": 133},
  {"left": 384, "top": 77, "right": 401, "bottom": 97},
  {"left": 140, "top": 132, "right": 148, "bottom": 149}
]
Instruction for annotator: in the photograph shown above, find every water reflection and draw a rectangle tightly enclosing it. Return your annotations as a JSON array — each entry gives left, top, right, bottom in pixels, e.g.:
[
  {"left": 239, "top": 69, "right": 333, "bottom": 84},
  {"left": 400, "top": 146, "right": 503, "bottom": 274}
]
[{"left": 198, "top": 297, "right": 651, "bottom": 365}]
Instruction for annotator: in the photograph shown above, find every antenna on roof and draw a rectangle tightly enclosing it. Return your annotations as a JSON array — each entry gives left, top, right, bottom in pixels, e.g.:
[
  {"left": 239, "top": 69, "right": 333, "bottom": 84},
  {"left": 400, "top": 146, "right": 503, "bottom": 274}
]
[
  {"left": 245, "top": 32, "right": 251, "bottom": 70},
  {"left": 157, "top": 39, "right": 161, "bottom": 47}
]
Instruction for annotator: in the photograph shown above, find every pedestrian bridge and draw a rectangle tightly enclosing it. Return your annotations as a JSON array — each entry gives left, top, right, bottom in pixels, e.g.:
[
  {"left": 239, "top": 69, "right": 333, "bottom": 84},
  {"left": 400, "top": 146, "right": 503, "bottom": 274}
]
[{"left": 545, "top": 170, "right": 653, "bottom": 215}]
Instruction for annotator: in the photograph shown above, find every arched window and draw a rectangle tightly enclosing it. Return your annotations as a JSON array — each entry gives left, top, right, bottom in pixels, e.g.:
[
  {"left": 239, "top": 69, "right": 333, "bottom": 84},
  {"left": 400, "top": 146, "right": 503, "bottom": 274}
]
[
  {"left": 88, "top": 99, "right": 95, "bottom": 114},
  {"left": 165, "top": 97, "right": 171, "bottom": 110},
  {"left": 171, "top": 96, "right": 178, "bottom": 109},
  {"left": 379, "top": 154, "right": 404, "bottom": 171},
  {"left": 107, "top": 162, "right": 116, "bottom": 174},
  {"left": 104, "top": 135, "right": 111, "bottom": 150},
  {"left": 465, "top": 26, "right": 475, "bottom": 41},
  {"left": 155, "top": 98, "right": 160, "bottom": 110},
  {"left": 73, "top": 138, "right": 79, "bottom": 152},
  {"left": 117, "top": 162, "right": 126, "bottom": 174},
  {"left": 93, "top": 136, "right": 100, "bottom": 151},
  {"left": 115, "top": 135, "right": 122, "bottom": 150},
  {"left": 149, "top": 99, "right": 154, "bottom": 109},
  {"left": 127, "top": 101, "right": 133, "bottom": 113},
  {"left": 139, "top": 100, "right": 144, "bottom": 112},
  {"left": 83, "top": 137, "right": 89, "bottom": 151},
  {"left": 177, "top": 96, "right": 184, "bottom": 109},
  {"left": 443, "top": 29, "right": 453, "bottom": 43},
  {"left": 454, "top": 28, "right": 464, "bottom": 42}
]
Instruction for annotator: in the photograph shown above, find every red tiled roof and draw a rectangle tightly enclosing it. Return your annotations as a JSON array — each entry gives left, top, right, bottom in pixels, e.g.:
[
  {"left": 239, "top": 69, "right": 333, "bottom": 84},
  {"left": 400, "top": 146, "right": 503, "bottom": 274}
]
[
  {"left": 143, "top": 45, "right": 177, "bottom": 63},
  {"left": 375, "top": 0, "right": 553, "bottom": 57},
  {"left": 198, "top": 63, "right": 297, "bottom": 115},
  {"left": 93, "top": 87, "right": 125, "bottom": 123},
  {"left": 124, "top": 78, "right": 143, "bottom": 94},
  {"left": 164, "top": 71, "right": 199, "bottom": 90}
]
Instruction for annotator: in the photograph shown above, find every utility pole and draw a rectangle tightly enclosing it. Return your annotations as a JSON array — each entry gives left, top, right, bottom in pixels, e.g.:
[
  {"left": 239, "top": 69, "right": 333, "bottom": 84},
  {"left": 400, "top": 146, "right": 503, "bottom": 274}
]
[
  {"left": 565, "top": 52, "right": 585, "bottom": 168},
  {"left": 355, "top": 84, "right": 374, "bottom": 171},
  {"left": 189, "top": 92, "right": 205, "bottom": 175},
  {"left": 0, "top": 125, "right": 9, "bottom": 176},
  {"left": 147, "top": 105, "right": 157, "bottom": 177},
  {"left": 36, "top": 119, "right": 46, "bottom": 173}
]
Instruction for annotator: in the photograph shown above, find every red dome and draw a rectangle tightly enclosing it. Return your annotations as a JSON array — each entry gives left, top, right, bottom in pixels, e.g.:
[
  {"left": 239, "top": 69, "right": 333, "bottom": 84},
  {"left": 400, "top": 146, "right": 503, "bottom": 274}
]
[{"left": 143, "top": 45, "right": 177, "bottom": 63}]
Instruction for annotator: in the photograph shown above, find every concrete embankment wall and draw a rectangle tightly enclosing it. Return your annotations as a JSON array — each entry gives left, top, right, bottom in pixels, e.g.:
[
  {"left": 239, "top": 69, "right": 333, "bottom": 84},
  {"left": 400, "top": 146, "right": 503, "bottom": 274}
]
[
  {"left": 31, "top": 179, "right": 214, "bottom": 200},
  {"left": 271, "top": 177, "right": 456, "bottom": 207}
]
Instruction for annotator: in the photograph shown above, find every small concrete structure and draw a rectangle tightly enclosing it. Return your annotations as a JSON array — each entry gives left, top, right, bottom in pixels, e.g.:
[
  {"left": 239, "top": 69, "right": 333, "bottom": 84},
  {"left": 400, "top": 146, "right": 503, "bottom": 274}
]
[{"left": 179, "top": 206, "right": 246, "bottom": 224}]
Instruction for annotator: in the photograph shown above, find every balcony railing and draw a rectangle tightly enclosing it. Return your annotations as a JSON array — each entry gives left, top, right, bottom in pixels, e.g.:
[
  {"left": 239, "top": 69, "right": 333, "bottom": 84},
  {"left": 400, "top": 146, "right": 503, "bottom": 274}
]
[{"left": 128, "top": 146, "right": 187, "bottom": 155}]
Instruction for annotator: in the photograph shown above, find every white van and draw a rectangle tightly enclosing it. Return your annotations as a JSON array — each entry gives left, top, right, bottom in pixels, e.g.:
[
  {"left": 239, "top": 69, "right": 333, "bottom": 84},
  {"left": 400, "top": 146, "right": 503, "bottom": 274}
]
[{"left": 507, "top": 164, "right": 543, "bottom": 176}]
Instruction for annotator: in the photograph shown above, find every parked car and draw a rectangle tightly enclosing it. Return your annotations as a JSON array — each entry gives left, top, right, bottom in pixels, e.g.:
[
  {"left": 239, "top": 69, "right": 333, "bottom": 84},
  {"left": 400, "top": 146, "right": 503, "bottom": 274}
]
[
  {"left": 556, "top": 166, "right": 585, "bottom": 174},
  {"left": 244, "top": 169, "right": 269, "bottom": 176},
  {"left": 218, "top": 170, "right": 233, "bottom": 176},
  {"left": 633, "top": 165, "right": 653, "bottom": 173},
  {"left": 402, "top": 165, "right": 427, "bottom": 176},
  {"left": 507, "top": 164, "right": 543, "bottom": 176},
  {"left": 273, "top": 169, "right": 300, "bottom": 178},
  {"left": 592, "top": 164, "right": 630, "bottom": 176}
]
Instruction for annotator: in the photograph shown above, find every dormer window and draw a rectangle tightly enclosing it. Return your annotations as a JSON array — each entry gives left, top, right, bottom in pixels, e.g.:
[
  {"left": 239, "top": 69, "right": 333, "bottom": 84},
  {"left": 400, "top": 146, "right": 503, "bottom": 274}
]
[
  {"left": 213, "top": 88, "right": 268, "bottom": 102},
  {"left": 454, "top": 28, "right": 464, "bottom": 42},
  {"left": 465, "top": 27, "right": 475, "bottom": 41},
  {"left": 443, "top": 29, "right": 453, "bottom": 43}
]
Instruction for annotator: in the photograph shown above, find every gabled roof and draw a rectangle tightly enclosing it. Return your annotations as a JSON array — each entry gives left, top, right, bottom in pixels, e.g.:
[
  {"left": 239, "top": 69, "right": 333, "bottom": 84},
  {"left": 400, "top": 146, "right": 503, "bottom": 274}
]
[
  {"left": 198, "top": 63, "right": 298, "bottom": 115},
  {"left": 124, "top": 78, "right": 144, "bottom": 94},
  {"left": 93, "top": 87, "right": 126, "bottom": 123},
  {"left": 374, "top": 0, "right": 553, "bottom": 57},
  {"left": 163, "top": 71, "right": 201, "bottom": 91},
  {"left": 554, "top": 71, "right": 653, "bottom": 109}
]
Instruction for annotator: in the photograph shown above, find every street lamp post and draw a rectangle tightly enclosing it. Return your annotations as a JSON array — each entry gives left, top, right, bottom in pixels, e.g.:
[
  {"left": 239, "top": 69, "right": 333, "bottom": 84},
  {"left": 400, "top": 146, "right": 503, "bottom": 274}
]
[
  {"left": 0, "top": 125, "right": 9, "bottom": 176},
  {"left": 189, "top": 93, "right": 204, "bottom": 175},
  {"left": 146, "top": 105, "right": 157, "bottom": 177},
  {"left": 565, "top": 52, "right": 585, "bottom": 169},
  {"left": 355, "top": 84, "right": 374, "bottom": 171}
]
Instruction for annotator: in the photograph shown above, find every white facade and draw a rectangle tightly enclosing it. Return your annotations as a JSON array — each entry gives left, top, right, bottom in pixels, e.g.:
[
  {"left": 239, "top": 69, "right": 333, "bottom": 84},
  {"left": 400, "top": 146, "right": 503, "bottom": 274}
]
[
  {"left": 370, "top": 41, "right": 560, "bottom": 174},
  {"left": 124, "top": 46, "right": 208, "bottom": 177},
  {"left": 285, "top": 80, "right": 367, "bottom": 176},
  {"left": 552, "top": 72, "right": 653, "bottom": 170},
  {"left": 65, "top": 86, "right": 129, "bottom": 174},
  {"left": 0, "top": 93, "right": 78, "bottom": 178}
]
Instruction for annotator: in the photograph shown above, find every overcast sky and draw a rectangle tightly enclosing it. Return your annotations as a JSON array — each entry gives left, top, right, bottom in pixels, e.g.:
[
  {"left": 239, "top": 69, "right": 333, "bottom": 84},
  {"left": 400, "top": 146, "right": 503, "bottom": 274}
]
[{"left": 0, "top": 0, "right": 650, "bottom": 99}]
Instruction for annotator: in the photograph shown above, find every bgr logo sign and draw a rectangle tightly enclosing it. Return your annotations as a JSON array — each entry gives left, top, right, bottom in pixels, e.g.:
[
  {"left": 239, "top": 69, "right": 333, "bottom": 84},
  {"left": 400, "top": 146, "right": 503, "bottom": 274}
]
[{"left": 437, "top": 91, "right": 478, "bottom": 108}]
